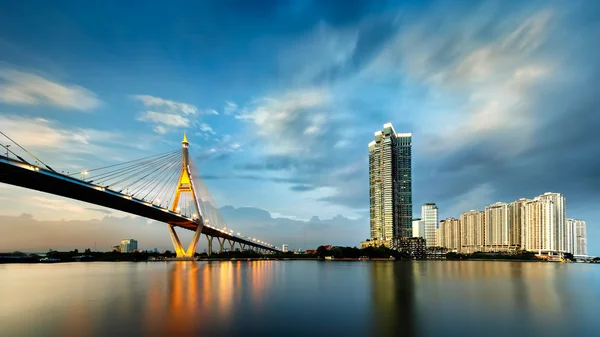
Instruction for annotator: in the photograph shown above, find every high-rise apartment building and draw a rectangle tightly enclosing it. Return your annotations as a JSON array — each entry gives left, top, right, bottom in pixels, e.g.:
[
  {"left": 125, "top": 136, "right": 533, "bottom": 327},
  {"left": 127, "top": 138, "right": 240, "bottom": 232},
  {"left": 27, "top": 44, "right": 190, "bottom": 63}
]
[
  {"left": 538, "top": 192, "right": 566, "bottom": 252},
  {"left": 369, "top": 123, "right": 412, "bottom": 247},
  {"left": 567, "top": 219, "right": 587, "bottom": 256},
  {"left": 282, "top": 244, "right": 289, "bottom": 253},
  {"left": 422, "top": 203, "right": 438, "bottom": 247},
  {"left": 460, "top": 210, "right": 484, "bottom": 253},
  {"left": 522, "top": 198, "right": 555, "bottom": 252},
  {"left": 439, "top": 218, "right": 461, "bottom": 252},
  {"left": 508, "top": 198, "right": 528, "bottom": 246},
  {"left": 120, "top": 239, "right": 138, "bottom": 253},
  {"left": 412, "top": 219, "right": 425, "bottom": 238},
  {"left": 484, "top": 202, "right": 511, "bottom": 251}
]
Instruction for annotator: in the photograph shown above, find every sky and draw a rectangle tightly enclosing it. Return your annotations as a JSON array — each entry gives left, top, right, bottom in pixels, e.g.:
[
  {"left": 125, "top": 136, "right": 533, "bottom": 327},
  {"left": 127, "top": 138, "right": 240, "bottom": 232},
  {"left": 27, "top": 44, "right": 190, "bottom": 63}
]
[{"left": 0, "top": 0, "right": 599, "bottom": 254}]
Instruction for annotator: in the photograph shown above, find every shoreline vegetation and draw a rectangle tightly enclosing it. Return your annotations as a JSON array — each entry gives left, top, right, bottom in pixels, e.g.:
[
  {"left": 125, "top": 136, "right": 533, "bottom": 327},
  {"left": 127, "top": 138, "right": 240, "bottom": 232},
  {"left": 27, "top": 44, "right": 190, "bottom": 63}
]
[{"left": 1, "top": 246, "right": 598, "bottom": 264}]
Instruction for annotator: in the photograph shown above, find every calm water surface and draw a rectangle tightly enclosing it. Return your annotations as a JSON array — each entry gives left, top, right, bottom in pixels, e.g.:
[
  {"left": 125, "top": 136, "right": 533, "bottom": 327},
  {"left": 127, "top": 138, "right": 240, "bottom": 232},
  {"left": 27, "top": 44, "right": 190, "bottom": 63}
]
[{"left": 1, "top": 261, "right": 599, "bottom": 337}]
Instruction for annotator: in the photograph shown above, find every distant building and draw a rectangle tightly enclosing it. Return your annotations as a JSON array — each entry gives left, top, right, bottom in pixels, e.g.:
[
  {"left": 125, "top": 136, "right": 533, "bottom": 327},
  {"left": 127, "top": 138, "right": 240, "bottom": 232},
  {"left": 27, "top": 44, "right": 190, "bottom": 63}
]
[
  {"left": 412, "top": 219, "right": 425, "bottom": 238},
  {"left": 567, "top": 219, "right": 587, "bottom": 256},
  {"left": 369, "top": 123, "right": 412, "bottom": 248},
  {"left": 484, "top": 202, "right": 511, "bottom": 252},
  {"left": 361, "top": 238, "right": 391, "bottom": 249},
  {"left": 508, "top": 198, "right": 528, "bottom": 247},
  {"left": 399, "top": 237, "right": 426, "bottom": 259},
  {"left": 522, "top": 198, "right": 555, "bottom": 252},
  {"left": 422, "top": 203, "right": 438, "bottom": 247},
  {"left": 461, "top": 210, "right": 484, "bottom": 253},
  {"left": 439, "top": 218, "right": 461, "bottom": 252},
  {"left": 282, "top": 244, "right": 289, "bottom": 253},
  {"left": 120, "top": 239, "right": 138, "bottom": 253},
  {"left": 538, "top": 192, "right": 566, "bottom": 252},
  {"left": 109, "top": 245, "right": 120, "bottom": 253}
]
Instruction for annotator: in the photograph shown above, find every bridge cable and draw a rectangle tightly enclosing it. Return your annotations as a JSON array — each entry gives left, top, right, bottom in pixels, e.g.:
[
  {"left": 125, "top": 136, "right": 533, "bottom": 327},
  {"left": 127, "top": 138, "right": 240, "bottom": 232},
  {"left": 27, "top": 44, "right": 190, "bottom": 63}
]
[
  {"left": 88, "top": 151, "right": 180, "bottom": 184},
  {"left": 100, "top": 152, "right": 180, "bottom": 191},
  {"left": 70, "top": 149, "right": 179, "bottom": 176},
  {"left": 0, "top": 131, "right": 56, "bottom": 172},
  {"left": 127, "top": 154, "right": 181, "bottom": 195},
  {"left": 146, "top": 162, "right": 182, "bottom": 207},
  {"left": 153, "top": 165, "right": 182, "bottom": 209},
  {"left": 123, "top": 153, "right": 183, "bottom": 196},
  {"left": 139, "top": 155, "right": 183, "bottom": 201},
  {"left": 0, "top": 144, "right": 31, "bottom": 164}
]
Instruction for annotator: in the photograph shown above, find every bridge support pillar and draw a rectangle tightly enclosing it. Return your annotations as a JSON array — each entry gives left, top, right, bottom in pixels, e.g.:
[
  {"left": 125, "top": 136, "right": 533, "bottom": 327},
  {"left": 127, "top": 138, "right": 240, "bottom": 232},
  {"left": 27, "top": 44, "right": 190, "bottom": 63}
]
[
  {"left": 228, "top": 240, "right": 235, "bottom": 251},
  {"left": 206, "top": 235, "right": 213, "bottom": 256},
  {"left": 216, "top": 237, "right": 225, "bottom": 253},
  {"left": 168, "top": 224, "right": 202, "bottom": 259}
]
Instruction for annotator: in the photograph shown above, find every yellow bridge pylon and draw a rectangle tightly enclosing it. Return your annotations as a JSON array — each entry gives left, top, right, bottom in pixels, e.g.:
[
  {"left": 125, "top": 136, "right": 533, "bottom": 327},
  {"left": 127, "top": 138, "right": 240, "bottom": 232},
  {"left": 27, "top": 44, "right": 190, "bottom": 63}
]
[{"left": 168, "top": 133, "right": 203, "bottom": 258}]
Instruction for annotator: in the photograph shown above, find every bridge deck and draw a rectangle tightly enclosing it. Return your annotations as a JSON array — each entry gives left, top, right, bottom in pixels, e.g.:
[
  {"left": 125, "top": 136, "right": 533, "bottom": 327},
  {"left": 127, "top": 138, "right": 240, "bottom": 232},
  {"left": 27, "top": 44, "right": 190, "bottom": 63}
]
[{"left": 0, "top": 158, "right": 279, "bottom": 252}]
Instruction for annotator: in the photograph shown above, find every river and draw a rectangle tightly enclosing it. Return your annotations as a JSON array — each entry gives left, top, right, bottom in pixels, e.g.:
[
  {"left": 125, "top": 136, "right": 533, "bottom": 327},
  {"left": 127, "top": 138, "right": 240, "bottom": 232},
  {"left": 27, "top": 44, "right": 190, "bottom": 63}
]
[{"left": 1, "top": 261, "right": 599, "bottom": 336}]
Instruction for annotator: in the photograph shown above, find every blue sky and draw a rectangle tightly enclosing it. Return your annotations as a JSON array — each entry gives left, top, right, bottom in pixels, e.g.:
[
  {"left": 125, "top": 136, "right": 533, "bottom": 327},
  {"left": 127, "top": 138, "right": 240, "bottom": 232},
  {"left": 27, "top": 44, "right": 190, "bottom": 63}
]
[{"left": 1, "top": 0, "right": 599, "bottom": 254}]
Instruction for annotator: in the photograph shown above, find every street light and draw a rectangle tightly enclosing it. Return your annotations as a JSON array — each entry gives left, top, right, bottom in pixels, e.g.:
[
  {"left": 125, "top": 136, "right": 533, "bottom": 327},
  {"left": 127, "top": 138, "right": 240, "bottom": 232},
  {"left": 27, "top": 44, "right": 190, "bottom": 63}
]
[{"left": 5, "top": 144, "right": 10, "bottom": 158}]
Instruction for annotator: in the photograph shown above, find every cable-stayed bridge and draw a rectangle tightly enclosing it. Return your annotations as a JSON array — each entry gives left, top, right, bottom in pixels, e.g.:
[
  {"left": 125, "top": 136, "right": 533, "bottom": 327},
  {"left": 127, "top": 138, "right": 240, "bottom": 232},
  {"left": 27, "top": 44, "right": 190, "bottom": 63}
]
[{"left": 0, "top": 132, "right": 281, "bottom": 258}]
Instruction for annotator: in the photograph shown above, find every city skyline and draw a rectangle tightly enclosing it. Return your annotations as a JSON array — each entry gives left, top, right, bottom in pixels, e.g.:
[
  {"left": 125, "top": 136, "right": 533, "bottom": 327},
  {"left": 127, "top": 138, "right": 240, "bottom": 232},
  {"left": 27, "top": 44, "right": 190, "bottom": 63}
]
[
  {"left": 0, "top": 1, "right": 599, "bottom": 255},
  {"left": 434, "top": 191, "right": 588, "bottom": 256}
]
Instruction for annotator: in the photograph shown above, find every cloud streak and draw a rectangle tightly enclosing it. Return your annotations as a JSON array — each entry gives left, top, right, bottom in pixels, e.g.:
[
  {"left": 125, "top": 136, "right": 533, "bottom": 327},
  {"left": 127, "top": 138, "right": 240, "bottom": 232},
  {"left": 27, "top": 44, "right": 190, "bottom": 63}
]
[{"left": 0, "top": 69, "right": 100, "bottom": 110}]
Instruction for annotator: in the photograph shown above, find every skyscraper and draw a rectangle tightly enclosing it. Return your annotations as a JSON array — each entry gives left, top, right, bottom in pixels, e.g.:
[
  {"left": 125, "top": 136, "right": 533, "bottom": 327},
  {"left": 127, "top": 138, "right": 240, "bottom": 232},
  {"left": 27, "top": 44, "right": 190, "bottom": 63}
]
[
  {"left": 460, "top": 210, "right": 484, "bottom": 253},
  {"left": 538, "top": 192, "right": 566, "bottom": 252},
  {"left": 567, "top": 219, "right": 587, "bottom": 256},
  {"left": 508, "top": 198, "right": 528, "bottom": 247},
  {"left": 120, "top": 239, "right": 138, "bottom": 253},
  {"left": 484, "top": 202, "right": 510, "bottom": 251},
  {"left": 369, "top": 123, "right": 412, "bottom": 247},
  {"left": 422, "top": 203, "right": 438, "bottom": 247},
  {"left": 439, "top": 218, "right": 461, "bottom": 252},
  {"left": 522, "top": 198, "right": 555, "bottom": 252},
  {"left": 412, "top": 219, "right": 425, "bottom": 238}
]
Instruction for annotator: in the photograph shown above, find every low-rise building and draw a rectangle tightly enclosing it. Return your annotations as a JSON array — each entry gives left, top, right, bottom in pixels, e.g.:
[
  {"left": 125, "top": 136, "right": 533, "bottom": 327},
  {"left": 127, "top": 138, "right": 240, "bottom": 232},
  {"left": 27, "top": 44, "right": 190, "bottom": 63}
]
[
  {"left": 120, "top": 239, "right": 138, "bottom": 253},
  {"left": 361, "top": 238, "right": 391, "bottom": 249},
  {"left": 399, "top": 237, "right": 426, "bottom": 259}
]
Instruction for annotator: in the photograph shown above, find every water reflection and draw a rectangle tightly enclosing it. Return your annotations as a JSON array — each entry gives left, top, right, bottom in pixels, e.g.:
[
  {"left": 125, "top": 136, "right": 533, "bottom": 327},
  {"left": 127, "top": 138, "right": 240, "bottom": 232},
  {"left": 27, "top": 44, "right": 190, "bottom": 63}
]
[
  {"left": 1, "top": 261, "right": 599, "bottom": 337},
  {"left": 370, "top": 262, "right": 417, "bottom": 337}
]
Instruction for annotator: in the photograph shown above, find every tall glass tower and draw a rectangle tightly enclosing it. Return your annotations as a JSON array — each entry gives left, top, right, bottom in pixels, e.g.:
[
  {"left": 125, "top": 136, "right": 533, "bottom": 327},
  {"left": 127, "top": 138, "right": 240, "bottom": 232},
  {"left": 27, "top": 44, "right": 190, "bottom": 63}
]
[{"left": 369, "top": 123, "right": 412, "bottom": 248}]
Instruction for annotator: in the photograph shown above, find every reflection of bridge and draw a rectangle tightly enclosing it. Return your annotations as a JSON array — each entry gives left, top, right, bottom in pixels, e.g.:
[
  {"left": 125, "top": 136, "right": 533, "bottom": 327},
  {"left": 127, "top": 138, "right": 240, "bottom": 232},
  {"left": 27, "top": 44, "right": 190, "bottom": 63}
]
[{"left": 0, "top": 133, "right": 281, "bottom": 257}]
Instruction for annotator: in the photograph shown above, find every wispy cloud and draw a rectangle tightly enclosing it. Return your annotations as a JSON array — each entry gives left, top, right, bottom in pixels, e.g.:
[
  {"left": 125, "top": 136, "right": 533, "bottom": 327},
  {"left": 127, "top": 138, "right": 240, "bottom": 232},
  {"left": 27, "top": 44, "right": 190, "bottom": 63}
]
[
  {"left": 0, "top": 114, "right": 152, "bottom": 172},
  {"left": 28, "top": 196, "right": 86, "bottom": 213},
  {"left": 137, "top": 111, "right": 190, "bottom": 127},
  {"left": 236, "top": 88, "right": 331, "bottom": 156},
  {"left": 132, "top": 94, "right": 198, "bottom": 115},
  {"left": 132, "top": 95, "right": 222, "bottom": 135},
  {"left": 199, "top": 123, "right": 216, "bottom": 135},
  {"left": 0, "top": 69, "right": 100, "bottom": 110},
  {"left": 224, "top": 101, "right": 237, "bottom": 115}
]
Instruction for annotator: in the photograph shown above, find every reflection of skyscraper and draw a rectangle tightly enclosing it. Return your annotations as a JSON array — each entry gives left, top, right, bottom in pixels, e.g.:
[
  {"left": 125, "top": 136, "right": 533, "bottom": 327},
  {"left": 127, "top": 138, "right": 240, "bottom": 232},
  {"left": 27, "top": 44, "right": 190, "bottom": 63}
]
[
  {"left": 370, "top": 263, "right": 417, "bottom": 337},
  {"left": 368, "top": 123, "right": 412, "bottom": 247}
]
